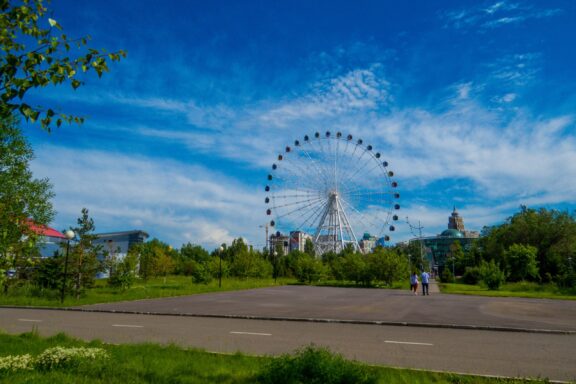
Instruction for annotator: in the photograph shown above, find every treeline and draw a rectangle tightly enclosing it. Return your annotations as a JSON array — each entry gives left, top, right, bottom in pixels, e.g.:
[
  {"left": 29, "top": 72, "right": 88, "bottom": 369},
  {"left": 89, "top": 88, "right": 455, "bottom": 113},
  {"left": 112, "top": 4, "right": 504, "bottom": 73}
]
[
  {"left": 443, "top": 206, "right": 576, "bottom": 290},
  {"left": 1, "top": 207, "right": 424, "bottom": 298}
]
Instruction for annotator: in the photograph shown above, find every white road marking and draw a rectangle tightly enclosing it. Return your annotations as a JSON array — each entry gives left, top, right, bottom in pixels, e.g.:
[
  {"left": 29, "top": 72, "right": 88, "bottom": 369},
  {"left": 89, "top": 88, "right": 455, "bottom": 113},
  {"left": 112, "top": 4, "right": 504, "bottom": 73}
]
[
  {"left": 230, "top": 331, "right": 272, "bottom": 336},
  {"left": 18, "top": 319, "right": 42, "bottom": 322},
  {"left": 385, "top": 340, "right": 433, "bottom": 346},
  {"left": 112, "top": 324, "right": 144, "bottom": 328}
]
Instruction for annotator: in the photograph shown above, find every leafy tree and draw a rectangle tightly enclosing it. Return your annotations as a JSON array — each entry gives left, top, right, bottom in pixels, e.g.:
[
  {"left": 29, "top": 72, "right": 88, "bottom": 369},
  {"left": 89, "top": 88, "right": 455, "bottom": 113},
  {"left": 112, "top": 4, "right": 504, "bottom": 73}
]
[
  {"left": 229, "top": 238, "right": 271, "bottom": 279},
  {"left": 368, "top": 248, "right": 409, "bottom": 287},
  {"left": 477, "top": 207, "right": 576, "bottom": 282},
  {"left": 304, "top": 238, "right": 316, "bottom": 258},
  {"left": 0, "top": 115, "right": 54, "bottom": 280},
  {"left": 338, "top": 252, "right": 371, "bottom": 286},
  {"left": 68, "top": 208, "right": 100, "bottom": 299},
  {"left": 108, "top": 250, "right": 138, "bottom": 290},
  {"left": 175, "top": 243, "right": 210, "bottom": 275},
  {"left": 448, "top": 241, "right": 465, "bottom": 276},
  {"left": 1, "top": 0, "right": 126, "bottom": 130},
  {"left": 504, "top": 244, "right": 539, "bottom": 282},
  {"left": 189, "top": 260, "right": 213, "bottom": 284},
  {"left": 180, "top": 243, "right": 210, "bottom": 262},
  {"left": 289, "top": 250, "right": 324, "bottom": 283},
  {"left": 135, "top": 239, "right": 173, "bottom": 281}
]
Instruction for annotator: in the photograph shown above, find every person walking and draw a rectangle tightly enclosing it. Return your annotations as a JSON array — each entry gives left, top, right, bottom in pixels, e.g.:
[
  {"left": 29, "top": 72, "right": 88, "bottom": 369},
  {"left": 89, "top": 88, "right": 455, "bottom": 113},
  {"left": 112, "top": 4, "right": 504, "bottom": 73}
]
[
  {"left": 410, "top": 272, "right": 419, "bottom": 295},
  {"left": 421, "top": 270, "right": 430, "bottom": 295}
]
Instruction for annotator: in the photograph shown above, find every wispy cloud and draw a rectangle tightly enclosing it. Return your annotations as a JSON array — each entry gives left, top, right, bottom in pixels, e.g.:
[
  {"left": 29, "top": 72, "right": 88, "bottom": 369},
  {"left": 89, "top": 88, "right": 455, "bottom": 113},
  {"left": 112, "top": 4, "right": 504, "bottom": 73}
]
[{"left": 441, "top": 1, "right": 561, "bottom": 30}]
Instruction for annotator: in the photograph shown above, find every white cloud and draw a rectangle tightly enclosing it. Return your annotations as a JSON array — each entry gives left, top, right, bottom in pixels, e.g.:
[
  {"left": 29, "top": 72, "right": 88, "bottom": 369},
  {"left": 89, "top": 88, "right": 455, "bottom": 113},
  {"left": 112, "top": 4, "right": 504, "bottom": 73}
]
[
  {"left": 259, "top": 66, "right": 390, "bottom": 127},
  {"left": 30, "top": 146, "right": 265, "bottom": 249}
]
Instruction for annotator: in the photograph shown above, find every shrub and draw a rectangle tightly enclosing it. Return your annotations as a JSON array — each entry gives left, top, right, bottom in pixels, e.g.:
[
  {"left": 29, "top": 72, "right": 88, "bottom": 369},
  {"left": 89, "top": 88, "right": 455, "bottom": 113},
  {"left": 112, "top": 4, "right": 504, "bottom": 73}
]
[
  {"left": 0, "top": 354, "right": 34, "bottom": 372},
  {"left": 479, "top": 261, "right": 506, "bottom": 290},
  {"left": 462, "top": 266, "right": 482, "bottom": 285},
  {"left": 258, "top": 345, "right": 377, "bottom": 384},
  {"left": 34, "top": 346, "right": 108, "bottom": 370},
  {"left": 440, "top": 268, "right": 454, "bottom": 283},
  {"left": 190, "top": 261, "right": 213, "bottom": 284},
  {"left": 0, "top": 346, "right": 108, "bottom": 373}
]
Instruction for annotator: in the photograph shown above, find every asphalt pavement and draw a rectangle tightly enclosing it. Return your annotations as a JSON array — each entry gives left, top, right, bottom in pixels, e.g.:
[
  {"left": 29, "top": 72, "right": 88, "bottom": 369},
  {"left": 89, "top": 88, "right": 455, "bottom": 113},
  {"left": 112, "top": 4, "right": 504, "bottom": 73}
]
[{"left": 75, "top": 279, "right": 576, "bottom": 333}]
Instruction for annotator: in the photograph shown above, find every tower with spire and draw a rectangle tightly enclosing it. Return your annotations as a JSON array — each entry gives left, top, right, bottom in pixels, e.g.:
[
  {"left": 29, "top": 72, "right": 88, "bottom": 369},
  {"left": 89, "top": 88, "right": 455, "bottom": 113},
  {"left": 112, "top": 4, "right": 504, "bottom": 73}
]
[{"left": 448, "top": 206, "right": 465, "bottom": 232}]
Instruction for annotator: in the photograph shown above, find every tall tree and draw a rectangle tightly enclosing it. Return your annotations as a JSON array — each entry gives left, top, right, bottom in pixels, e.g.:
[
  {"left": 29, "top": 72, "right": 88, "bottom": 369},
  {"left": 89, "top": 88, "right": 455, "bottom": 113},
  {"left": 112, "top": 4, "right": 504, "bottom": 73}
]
[
  {"left": 1, "top": 0, "right": 126, "bottom": 130},
  {"left": 0, "top": 115, "right": 54, "bottom": 280},
  {"left": 68, "top": 208, "right": 100, "bottom": 299}
]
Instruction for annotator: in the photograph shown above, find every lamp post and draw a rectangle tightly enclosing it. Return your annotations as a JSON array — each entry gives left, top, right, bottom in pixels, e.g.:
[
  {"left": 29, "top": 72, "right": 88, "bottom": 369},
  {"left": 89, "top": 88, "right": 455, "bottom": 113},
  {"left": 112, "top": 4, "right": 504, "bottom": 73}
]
[
  {"left": 273, "top": 250, "right": 278, "bottom": 283},
  {"left": 218, "top": 245, "right": 224, "bottom": 288},
  {"left": 60, "top": 230, "right": 75, "bottom": 304}
]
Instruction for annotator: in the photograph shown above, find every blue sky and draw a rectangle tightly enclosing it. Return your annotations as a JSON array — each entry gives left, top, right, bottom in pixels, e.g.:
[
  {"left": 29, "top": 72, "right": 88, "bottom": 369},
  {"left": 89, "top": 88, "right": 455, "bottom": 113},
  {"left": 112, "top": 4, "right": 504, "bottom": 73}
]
[{"left": 23, "top": 0, "right": 576, "bottom": 250}]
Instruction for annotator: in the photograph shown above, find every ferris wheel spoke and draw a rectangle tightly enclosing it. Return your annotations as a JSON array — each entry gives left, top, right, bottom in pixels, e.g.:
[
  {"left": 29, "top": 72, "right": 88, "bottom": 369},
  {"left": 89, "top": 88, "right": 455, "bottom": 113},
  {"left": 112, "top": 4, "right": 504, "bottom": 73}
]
[
  {"left": 272, "top": 194, "right": 326, "bottom": 211},
  {"left": 337, "top": 147, "right": 370, "bottom": 188},
  {"left": 274, "top": 196, "right": 329, "bottom": 221},
  {"left": 342, "top": 188, "right": 394, "bottom": 200},
  {"left": 339, "top": 196, "right": 385, "bottom": 234},
  {"left": 338, "top": 151, "right": 374, "bottom": 190},
  {"left": 298, "top": 146, "right": 332, "bottom": 190},
  {"left": 272, "top": 192, "right": 324, "bottom": 200},
  {"left": 295, "top": 197, "right": 330, "bottom": 232},
  {"left": 275, "top": 156, "right": 328, "bottom": 192},
  {"left": 307, "top": 137, "right": 335, "bottom": 187},
  {"left": 272, "top": 171, "right": 326, "bottom": 194},
  {"left": 283, "top": 152, "right": 330, "bottom": 190}
]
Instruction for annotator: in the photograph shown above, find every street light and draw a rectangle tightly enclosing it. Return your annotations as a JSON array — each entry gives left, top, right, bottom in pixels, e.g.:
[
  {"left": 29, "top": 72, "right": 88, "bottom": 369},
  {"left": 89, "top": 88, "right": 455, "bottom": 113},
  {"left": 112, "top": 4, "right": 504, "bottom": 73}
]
[
  {"left": 60, "top": 230, "right": 75, "bottom": 304},
  {"left": 218, "top": 245, "right": 224, "bottom": 288},
  {"left": 273, "top": 250, "right": 278, "bottom": 283}
]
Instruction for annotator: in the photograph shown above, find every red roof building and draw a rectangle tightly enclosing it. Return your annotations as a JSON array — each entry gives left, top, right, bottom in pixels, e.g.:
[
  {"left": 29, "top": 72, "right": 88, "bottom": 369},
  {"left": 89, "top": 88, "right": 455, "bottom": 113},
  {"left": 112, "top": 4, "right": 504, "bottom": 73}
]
[{"left": 26, "top": 220, "right": 66, "bottom": 239}]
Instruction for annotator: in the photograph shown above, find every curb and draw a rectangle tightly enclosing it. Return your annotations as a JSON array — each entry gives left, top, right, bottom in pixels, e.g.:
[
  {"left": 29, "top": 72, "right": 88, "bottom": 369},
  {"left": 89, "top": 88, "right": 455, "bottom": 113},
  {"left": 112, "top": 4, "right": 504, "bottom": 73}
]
[{"left": 2, "top": 305, "right": 575, "bottom": 335}]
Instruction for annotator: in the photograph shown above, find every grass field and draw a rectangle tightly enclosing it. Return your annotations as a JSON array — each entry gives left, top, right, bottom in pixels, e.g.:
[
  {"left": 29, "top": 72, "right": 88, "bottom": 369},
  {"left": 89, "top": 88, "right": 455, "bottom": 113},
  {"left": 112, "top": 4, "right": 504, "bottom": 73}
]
[
  {"left": 439, "top": 281, "right": 576, "bottom": 300},
  {"left": 0, "top": 276, "right": 296, "bottom": 307},
  {"left": 0, "top": 331, "right": 549, "bottom": 384}
]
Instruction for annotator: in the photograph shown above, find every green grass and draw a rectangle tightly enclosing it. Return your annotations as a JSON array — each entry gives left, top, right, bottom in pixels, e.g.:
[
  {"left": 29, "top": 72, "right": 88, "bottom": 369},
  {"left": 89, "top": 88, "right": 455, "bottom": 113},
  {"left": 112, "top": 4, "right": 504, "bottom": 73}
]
[
  {"left": 0, "top": 331, "right": 550, "bottom": 384},
  {"left": 0, "top": 276, "right": 296, "bottom": 307},
  {"left": 439, "top": 281, "right": 576, "bottom": 300}
]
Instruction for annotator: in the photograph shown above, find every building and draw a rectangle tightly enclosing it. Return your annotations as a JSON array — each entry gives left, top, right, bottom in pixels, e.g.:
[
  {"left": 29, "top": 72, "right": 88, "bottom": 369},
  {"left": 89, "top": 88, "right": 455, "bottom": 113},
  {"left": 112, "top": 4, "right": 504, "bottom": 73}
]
[
  {"left": 92, "top": 230, "right": 149, "bottom": 278},
  {"left": 448, "top": 207, "right": 480, "bottom": 238},
  {"left": 92, "top": 230, "right": 149, "bottom": 258},
  {"left": 269, "top": 232, "right": 290, "bottom": 255},
  {"left": 359, "top": 233, "right": 377, "bottom": 253},
  {"left": 289, "top": 231, "right": 312, "bottom": 253},
  {"left": 27, "top": 221, "right": 68, "bottom": 258},
  {"left": 416, "top": 208, "right": 479, "bottom": 273}
]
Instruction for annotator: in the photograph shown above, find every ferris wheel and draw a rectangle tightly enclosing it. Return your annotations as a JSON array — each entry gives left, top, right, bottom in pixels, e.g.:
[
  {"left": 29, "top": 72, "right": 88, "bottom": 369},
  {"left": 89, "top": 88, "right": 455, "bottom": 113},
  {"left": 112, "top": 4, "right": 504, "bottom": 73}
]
[{"left": 265, "top": 131, "right": 400, "bottom": 255}]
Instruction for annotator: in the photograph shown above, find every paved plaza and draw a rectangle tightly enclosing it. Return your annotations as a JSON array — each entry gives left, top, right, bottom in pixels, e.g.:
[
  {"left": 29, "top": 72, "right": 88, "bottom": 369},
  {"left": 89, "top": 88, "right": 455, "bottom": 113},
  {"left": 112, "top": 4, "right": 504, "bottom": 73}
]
[{"left": 78, "top": 280, "right": 576, "bottom": 333}]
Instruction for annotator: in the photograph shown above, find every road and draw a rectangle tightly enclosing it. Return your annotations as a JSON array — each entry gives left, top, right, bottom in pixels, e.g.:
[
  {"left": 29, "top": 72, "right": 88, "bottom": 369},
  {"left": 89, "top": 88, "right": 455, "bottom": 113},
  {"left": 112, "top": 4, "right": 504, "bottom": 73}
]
[{"left": 1, "top": 307, "right": 575, "bottom": 382}]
